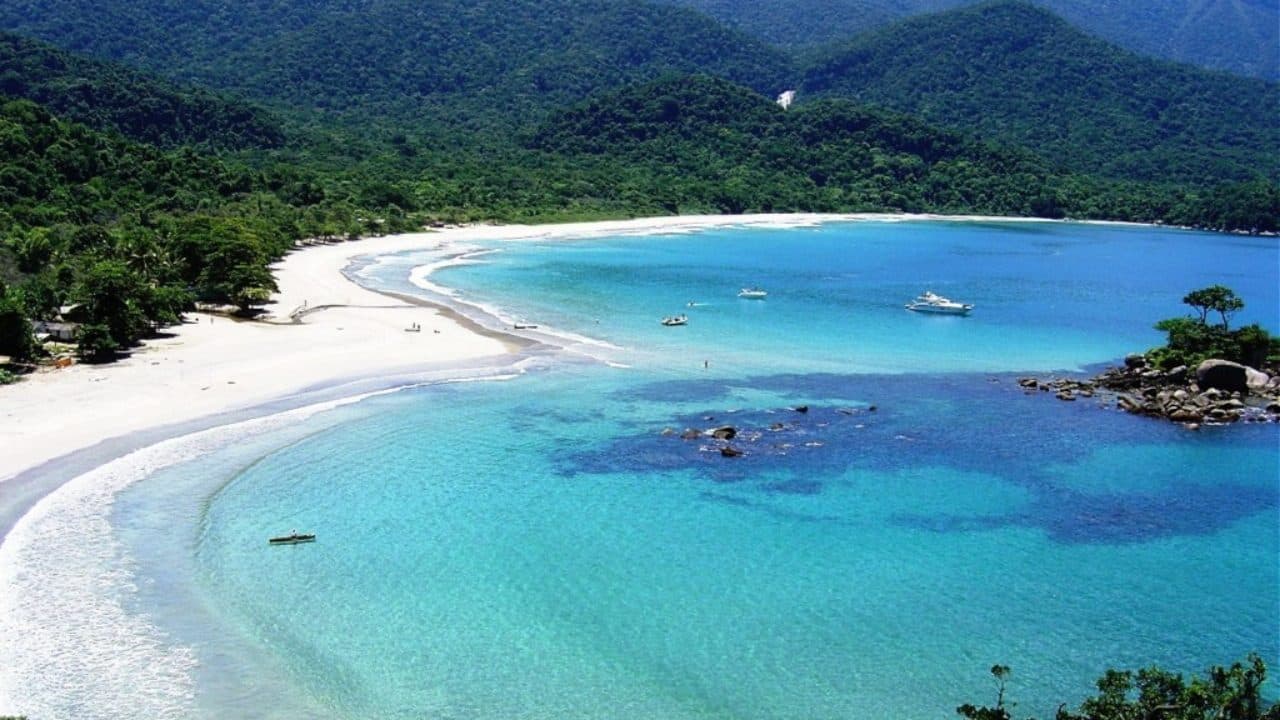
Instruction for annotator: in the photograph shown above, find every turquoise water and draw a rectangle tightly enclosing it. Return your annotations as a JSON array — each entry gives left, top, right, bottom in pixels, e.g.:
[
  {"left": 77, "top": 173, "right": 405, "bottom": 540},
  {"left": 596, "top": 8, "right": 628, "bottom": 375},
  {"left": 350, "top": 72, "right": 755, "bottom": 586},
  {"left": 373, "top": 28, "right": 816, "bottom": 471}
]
[{"left": 120, "top": 220, "right": 1278, "bottom": 718}]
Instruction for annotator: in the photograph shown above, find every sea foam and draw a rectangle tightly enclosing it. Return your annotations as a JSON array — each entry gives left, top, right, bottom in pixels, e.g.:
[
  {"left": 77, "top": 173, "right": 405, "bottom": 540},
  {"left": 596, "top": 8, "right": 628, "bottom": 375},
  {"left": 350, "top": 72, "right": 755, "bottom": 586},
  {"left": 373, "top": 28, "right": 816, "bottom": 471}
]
[{"left": 0, "top": 392, "right": 394, "bottom": 718}]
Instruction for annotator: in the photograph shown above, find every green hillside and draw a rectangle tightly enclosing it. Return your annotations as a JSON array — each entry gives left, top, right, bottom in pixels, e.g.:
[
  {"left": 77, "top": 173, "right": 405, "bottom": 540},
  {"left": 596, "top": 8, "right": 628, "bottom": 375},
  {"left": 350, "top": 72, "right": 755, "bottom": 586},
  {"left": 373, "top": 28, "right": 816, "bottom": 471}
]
[
  {"left": 0, "top": 0, "right": 792, "bottom": 128},
  {"left": 0, "top": 32, "right": 284, "bottom": 149},
  {"left": 799, "top": 0, "right": 1280, "bottom": 183},
  {"left": 528, "top": 74, "right": 1277, "bottom": 226},
  {"left": 662, "top": 0, "right": 1279, "bottom": 80}
]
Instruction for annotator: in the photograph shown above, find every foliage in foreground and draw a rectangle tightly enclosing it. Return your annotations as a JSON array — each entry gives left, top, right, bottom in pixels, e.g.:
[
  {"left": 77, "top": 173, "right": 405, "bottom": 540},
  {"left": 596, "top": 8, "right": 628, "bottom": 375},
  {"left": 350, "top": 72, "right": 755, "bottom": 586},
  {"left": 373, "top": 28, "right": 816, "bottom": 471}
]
[
  {"left": 959, "top": 654, "right": 1280, "bottom": 720},
  {"left": 1148, "top": 285, "right": 1279, "bottom": 370}
]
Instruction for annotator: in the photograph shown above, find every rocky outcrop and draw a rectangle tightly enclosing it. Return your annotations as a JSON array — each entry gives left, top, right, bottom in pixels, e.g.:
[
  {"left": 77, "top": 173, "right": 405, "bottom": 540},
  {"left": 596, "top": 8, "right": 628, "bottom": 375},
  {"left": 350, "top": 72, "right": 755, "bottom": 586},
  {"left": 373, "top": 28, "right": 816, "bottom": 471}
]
[
  {"left": 1196, "top": 359, "right": 1250, "bottom": 394},
  {"left": 1019, "top": 354, "right": 1280, "bottom": 427}
]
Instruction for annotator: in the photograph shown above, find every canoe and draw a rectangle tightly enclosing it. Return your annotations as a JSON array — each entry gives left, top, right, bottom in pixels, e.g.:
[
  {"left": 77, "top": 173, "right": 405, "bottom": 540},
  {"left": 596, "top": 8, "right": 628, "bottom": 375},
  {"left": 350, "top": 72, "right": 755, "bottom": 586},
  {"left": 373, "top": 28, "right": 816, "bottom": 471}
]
[{"left": 269, "top": 533, "right": 316, "bottom": 545}]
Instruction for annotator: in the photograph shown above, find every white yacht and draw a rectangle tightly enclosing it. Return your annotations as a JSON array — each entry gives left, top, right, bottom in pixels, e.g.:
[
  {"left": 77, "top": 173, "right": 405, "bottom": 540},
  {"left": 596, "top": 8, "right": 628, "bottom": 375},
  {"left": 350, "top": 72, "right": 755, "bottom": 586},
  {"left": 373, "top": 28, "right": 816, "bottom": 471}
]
[
  {"left": 738, "top": 287, "right": 768, "bottom": 299},
  {"left": 905, "top": 290, "right": 973, "bottom": 315},
  {"left": 661, "top": 314, "right": 688, "bottom": 326}
]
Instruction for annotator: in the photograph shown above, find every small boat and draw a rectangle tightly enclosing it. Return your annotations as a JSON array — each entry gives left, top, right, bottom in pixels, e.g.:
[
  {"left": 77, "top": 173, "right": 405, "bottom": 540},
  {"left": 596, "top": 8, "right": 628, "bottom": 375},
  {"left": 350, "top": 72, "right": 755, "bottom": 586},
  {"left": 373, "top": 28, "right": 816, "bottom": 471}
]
[
  {"left": 661, "top": 314, "right": 688, "bottom": 326},
  {"left": 905, "top": 290, "right": 973, "bottom": 315},
  {"left": 269, "top": 532, "right": 316, "bottom": 545},
  {"left": 738, "top": 287, "right": 768, "bottom": 299}
]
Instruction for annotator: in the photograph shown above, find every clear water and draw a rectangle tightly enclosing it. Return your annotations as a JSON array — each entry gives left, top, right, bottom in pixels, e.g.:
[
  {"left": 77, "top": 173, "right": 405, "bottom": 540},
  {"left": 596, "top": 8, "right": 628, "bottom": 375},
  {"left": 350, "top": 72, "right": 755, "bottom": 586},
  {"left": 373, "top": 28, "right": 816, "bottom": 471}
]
[{"left": 17, "top": 220, "right": 1280, "bottom": 719}]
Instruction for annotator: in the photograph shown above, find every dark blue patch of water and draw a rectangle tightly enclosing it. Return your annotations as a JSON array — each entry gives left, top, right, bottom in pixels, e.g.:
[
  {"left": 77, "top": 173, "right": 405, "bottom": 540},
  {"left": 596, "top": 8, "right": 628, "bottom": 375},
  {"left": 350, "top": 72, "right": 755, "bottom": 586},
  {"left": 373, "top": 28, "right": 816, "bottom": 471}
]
[{"left": 563, "top": 371, "right": 1278, "bottom": 545}]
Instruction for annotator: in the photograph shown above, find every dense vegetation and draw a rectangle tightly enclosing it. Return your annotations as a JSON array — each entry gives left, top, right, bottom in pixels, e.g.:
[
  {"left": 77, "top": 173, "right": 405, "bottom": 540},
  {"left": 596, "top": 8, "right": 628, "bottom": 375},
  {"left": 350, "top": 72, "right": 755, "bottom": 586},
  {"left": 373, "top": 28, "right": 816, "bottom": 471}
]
[
  {"left": 662, "top": 0, "right": 1279, "bottom": 80},
  {"left": 0, "top": 98, "right": 421, "bottom": 360},
  {"left": 800, "top": 1, "right": 1280, "bottom": 184},
  {"left": 528, "top": 75, "right": 1278, "bottom": 226},
  {"left": 0, "top": 32, "right": 284, "bottom": 150},
  {"left": 0, "top": 0, "right": 1276, "bottom": 365},
  {"left": 0, "top": 0, "right": 791, "bottom": 130},
  {"left": 958, "top": 654, "right": 1279, "bottom": 719},
  {"left": 1147, "top": 286, "right": 1279, "bottom": 370}
]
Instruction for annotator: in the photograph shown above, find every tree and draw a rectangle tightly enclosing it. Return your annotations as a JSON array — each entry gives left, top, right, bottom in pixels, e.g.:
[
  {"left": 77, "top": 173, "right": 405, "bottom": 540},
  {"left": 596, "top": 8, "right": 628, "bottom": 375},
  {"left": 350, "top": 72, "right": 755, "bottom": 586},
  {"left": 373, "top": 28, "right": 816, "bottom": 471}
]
[
  {"left": 72, "top": 258, "right": 149, "bottom": 356},
  {"left": 958, "top": 655, "right": 1279, "bottom": 720},
  {"left": 1182, "top": 285, "right": 1244, "bottom": 329},
  {"left": 958, "top": 665, "right": 1014, "bottom": 720},
  {"left": 0, "top": 282, "right": 38, "bottom": 361}
]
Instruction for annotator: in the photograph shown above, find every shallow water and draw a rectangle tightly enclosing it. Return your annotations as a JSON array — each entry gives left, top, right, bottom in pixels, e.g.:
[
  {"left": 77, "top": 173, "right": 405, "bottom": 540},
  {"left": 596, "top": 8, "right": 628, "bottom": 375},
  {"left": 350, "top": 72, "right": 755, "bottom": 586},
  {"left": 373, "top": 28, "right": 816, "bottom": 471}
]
[{"left": 6, "top": 220, "right": 1278, "bottom": 718}]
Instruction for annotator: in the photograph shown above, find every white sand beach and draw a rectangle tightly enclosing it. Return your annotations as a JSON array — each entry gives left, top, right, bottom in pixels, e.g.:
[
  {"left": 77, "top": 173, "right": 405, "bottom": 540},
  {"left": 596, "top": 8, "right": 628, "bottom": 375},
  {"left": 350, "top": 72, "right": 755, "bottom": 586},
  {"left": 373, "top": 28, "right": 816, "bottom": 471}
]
[
  {"left": 0, "top": 214, "right": 849, "bottom": 486},
  {"left": 0, "top": 212, "right": 1070, "bottom": 487}
]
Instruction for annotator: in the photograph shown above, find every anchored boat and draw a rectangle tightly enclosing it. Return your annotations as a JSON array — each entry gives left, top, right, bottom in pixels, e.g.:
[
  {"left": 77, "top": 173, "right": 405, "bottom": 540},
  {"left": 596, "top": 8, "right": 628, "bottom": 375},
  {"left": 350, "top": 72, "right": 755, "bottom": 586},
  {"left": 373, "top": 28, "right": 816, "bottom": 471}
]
[
  {"left": 738, "top": 287, "right": 768, "bottom": 299},
  {"left": 905, "top": 291, "right": 973, "bottom": 315}
]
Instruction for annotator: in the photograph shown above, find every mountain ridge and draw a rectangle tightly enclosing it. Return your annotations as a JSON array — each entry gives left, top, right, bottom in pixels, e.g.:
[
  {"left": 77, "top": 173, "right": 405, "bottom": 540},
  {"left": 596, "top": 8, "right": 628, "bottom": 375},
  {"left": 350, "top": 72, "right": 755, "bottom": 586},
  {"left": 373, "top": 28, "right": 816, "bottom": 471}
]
[{"left": 799, "top": 0, "right": 1279, "bottom": 183}]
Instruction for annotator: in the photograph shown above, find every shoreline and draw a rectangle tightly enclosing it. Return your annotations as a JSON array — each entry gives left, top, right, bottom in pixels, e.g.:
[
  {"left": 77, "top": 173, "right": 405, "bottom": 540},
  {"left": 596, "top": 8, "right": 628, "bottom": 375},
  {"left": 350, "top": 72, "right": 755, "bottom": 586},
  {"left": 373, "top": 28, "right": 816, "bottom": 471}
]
[
  {"left": 0, "top": 212, "right": 1236, "bottom": 530},
  {"left": 0, "top": 212, "right": 1272, "bottom": 717}
]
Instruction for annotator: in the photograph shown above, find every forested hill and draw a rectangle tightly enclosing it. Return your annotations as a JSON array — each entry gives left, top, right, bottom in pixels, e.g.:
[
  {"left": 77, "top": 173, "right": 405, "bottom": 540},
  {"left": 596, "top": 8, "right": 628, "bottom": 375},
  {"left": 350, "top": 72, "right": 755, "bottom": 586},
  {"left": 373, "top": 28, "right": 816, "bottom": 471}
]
[
  {"left": 662, "top": 0, "right": 1279, "bottom": 81},
  {"left": 0, "top": 32, "right": 284, "bottom": 150},
  {"left": 798, "top": 0, "right": 1280, "bottom": 184},
  {"left": 0, "top": 0, "right": 791, "bottom": 127},
  {"left": 528, "top": 74, "right": 1277, "bottom": 227}
]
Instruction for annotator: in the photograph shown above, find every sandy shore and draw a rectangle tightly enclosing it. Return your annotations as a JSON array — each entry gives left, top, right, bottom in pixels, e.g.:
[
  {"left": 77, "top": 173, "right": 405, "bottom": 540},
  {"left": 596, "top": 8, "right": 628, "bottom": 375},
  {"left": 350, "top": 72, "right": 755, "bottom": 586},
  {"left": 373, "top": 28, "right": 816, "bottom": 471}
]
[
  {"left": 0, "top": 212, "right": 1077, "bottom": 490},
  {"left": 0, "top": 214, "right": 849, "bottom": 486}
]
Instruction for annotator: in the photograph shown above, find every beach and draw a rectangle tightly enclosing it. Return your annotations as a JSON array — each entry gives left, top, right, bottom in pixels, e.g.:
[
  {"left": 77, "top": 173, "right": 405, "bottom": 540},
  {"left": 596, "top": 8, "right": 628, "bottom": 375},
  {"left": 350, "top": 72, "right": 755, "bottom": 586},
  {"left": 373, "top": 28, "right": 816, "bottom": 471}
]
[
  {"left": 1, "top": 214, "right": 1276, "bottom": 719},
  {"left": 0, "top": 213, "right": 924, "bottom": 492}
]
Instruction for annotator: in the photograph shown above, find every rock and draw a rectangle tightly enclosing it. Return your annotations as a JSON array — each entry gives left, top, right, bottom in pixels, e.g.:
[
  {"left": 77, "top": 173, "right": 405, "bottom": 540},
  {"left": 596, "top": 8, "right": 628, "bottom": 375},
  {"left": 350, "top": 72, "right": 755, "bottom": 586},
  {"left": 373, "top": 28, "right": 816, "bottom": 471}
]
[
  {"left": 1218, "top": 398, "right": 1246, "bottom": 411},
  {"left": 1117, "top": 395, "right": 1143, "bottom": 413},
  {"left": 1168, "top": 407, "right": 1203, "bottom": 422},
  {"left": 1124, "top": 353, "right": 1147, "bottom": 369},
  {"left": 1245, "top": 367, "right": 1271, "bottom": 392},
  {"left": 1056, "top": 390, "right": 1076, "bottom": 401},
  {"left": 680, "top": 429, "right": 701, "bottom": 440},
  {"left": 1018, "top": 377, "right": 1038, "bottom": 388},
  {"left": 769, "top": 422, "right": 785, "bottom": 431},
  {"left": 660, "top": 427, "right": 676, "bottom": 437},
  {"left": 710, "top": 426, "right": 737, "bottom": 440},
  {"left": 792, "top": 405, "right": 809, "bottom": 413},
  {"left": 1183, "top": 423, "right": 1200, "bottom": 431},
  {"left": 720, "top": 445, "right": 744, "bottom": 458},
  {"left": 1196, "top": 359, "right": 1250, "bottom": 394},
  {"left": 1164, "top": 365, "right": 1188, "bottom": 384},
  {"left": 867, "top": 405, "right": 877, "bottom": 412},
  {"left": 1266, "top": 401, "right": 1280, "bottom": 414}
]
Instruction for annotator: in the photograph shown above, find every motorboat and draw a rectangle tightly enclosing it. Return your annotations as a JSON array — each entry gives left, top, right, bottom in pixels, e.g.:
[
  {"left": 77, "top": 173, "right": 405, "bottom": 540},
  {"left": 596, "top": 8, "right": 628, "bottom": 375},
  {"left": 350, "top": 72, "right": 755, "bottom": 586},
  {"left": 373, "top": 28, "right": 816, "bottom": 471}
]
[
  {"left": 738, "top": 287, "right": 768, "bottom": 299},
  {"left": 905, "top": 291, "right": 973, "bottom": 315},
  {"left": 269, "top": 532, "right": 316, "bottom": 545},
  {"left": 661, "top": 314, "right": 688, "bottom": 326}
]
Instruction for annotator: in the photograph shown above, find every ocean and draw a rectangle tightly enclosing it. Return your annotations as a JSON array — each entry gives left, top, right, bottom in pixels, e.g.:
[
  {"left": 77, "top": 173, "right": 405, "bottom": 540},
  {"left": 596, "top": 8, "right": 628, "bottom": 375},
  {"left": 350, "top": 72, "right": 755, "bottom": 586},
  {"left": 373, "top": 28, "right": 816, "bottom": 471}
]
[{"left": 4, "top": 219, "right": 1277, "bottom": 718}]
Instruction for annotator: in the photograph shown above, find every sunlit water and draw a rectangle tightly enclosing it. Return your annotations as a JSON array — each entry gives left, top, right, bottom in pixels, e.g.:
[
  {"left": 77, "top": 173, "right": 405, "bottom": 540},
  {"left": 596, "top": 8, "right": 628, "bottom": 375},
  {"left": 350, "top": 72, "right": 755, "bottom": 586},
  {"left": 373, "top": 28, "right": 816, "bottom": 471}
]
[{"left": 5, "top": 220, "right": 1278, "bottom": 718}]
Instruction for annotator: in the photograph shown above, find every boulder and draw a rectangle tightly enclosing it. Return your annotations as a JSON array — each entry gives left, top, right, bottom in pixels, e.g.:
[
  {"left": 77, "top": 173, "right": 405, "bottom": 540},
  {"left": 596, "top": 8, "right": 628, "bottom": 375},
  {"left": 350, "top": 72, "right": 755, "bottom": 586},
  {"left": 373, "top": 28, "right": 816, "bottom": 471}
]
[
  {"left": 720, "top": 445, "right": 744, "bottom": 458},
  {"left": 1245, "top": 367, "right": 1270, "bottom": 392},
  {"left": 1164, "top": 365, "right": 1188, "bottom": 384},
  {"left": 680, "top": 429, "right": 702, "bottom": 440},
  {"left": 1117, "top": 395, "right": 1143, "bottom": 413},
  {"left": 792, "top": 405, "right": 809, "bottom": 414},
  {"left": 1196, "top": 359, "right": 1250, "bottom": 394},
  {"left": 710, "top": 426, "right": 737, "bottom": 440},
  {"left": 1056, "top": 390, "right": 1076, "bottom": 401},
  {"left": 1124, "top": 353, "right": 1147, "bottom": 369}
]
